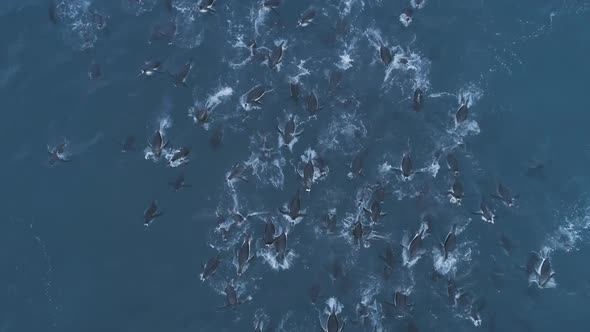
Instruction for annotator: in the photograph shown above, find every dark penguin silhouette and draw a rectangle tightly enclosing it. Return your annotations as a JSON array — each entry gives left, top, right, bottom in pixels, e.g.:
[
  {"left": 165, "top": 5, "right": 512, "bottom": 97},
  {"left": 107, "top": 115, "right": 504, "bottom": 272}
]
[
  {"left": 327, "top": 70, "right": 343, "bottom": 96},
  {"left": 379, "top": 43, "right": 392, "bottom": 66},
  {"left": 200, "top": 255, "right": 220, "bottom": 281},
  {"left": 197, "top": 0, "right": 216, "bottom": 13},
  {"left": 220, "top": 283, "right": 241, "bottom": 309},
  {"left": 412, "top": 88, "right": 424, "bottom": 112},
  {"left": 297, "top": 8, "right": 316, "bottom": 27},
  {"left": 446, "top": 152, "right": 460, "bottom": 176},
  {"left": 260, "top": 0, "right": 281, "bottom": 15},
  {"left": 363, "top": 199, "right": 386, "bottom": 223},
  {"left": 472, "top": 198, "right": 496, "bottom": 223},
  {"left": 306, "top": 91, "right": 321, "bottom": 114},
  {"left": 48, "top": 0, "right": 59, "bottom": 25},
  {"left": 263, "top": 218, "right": 276, "bottom": 246},
  {"left": 48, "top": 143, "right": 72, "bottom": 166},
  {"left": 116, "top": 135, "right": 136, "bottom": 152},
  {"left": 149, "top": 129, "right": 168, "bottom": 158},
  {"left": 289, "top": 82, "right": 300, "bottom": 100},
  {"left": 442, "top": 224, "right": 457, "bottom": 260},
  {"left": 492, "top": 182, "right": 518, "bottom": 207},
  {"left": 320, "top": 306, "right": 345, "bottom": 332},
  {"left": 279, "top": 189, "right": 306, "bottom": 221},
  {"left": 455, "top": 96, "right": 469, "bottom": 124},
  {"left": 226, "top": 162, "right": 249, "bottom": 182},
  {"left": 170, "top": 59, "right": 193, "bottom": 87},
  {"left": 168, "top": 146, "right": 190, "bottom": 166},
  {"left": 348, "top": 151, "right": 366, "bottom": 177},
  {"left": 447, "top": 178, "right": 464, "bottom": 203},
  {"left": 245, "top": 85, "right": 271, "bottom": 106},
  {"left": 236, "top": 234, "right": 253, "bottom": 276},
  {"left": 384, "top": 291, "right": 412, "bottom": 317},
  {"left": 144, "top": 200, "right": 162, "bottom": 227},
  {"left": 169, "top": 173, "right": 190, "bottom": 191},
  {"left": 268, "top": 41, "right": 285, "bottom": 69},
  {"left": 273, "top": 231, "right": 287, "bottom": 261},
  {"left": 137, "top": 60, "right": 162, "bottom": 77},
  {"left": 209, "top": 125, "right": 224, "bottom": 149},
  {"left": 300, "top": 160, "right": 315, "bottom": 192},
  {"left": 277, "top": 114, "right": 303, "bottom": 147}
]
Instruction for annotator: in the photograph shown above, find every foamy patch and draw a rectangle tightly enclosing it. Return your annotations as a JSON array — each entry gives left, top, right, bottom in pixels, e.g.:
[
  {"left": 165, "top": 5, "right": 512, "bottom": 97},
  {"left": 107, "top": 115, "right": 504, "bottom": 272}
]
[
  {"left": 259, "top": 246, "right": 297, "bottom": 271},
  {"left": 54, "top": 0, "right": 109, "bottom": 50},
  {"left": 338, "top": 52, "right": 354, "bottom": 70},
  {"left": 411, "top": 0, "right": 426, "bottom": 10},
  {"left": 121, "top": 0, "right": 157, "bottom": 16},
  {"left": 399, "top": 13, "right": 412, "bottom": 27},
  {"left": 245, "top": 134, "right": 286, "bottom": 189},
  {"left": 318, "top": 111, "right": 367, "bottom": 152},
  {"left": 164, "top": 148, "right": 190, "bottom": 167},
  {"left": 206, "top": 86, "right": 234, "bottom": 109},
  {"left": 170, "top": 1, "right": 204, "bottom": 48}
]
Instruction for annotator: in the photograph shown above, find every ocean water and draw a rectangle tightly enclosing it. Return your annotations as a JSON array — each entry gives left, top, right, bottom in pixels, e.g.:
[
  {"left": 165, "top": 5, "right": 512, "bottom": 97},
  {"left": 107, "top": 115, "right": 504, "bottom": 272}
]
[{"left": 1, "top": 0, "right": 590, "bottom": 331}]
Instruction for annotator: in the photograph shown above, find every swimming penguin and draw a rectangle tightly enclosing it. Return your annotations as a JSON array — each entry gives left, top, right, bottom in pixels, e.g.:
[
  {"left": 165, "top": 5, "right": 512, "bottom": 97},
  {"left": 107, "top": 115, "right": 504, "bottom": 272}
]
[
  {"left": 237, "top": 234, "right": 254, "bottom": 276},
  {"left": 48, "top": 143, "right": 72, "bottom": 166},
  {"left": 168, "top": 146, "right": 191, "bottom": 166},
  {"left": 200, "top": 254, "right": 220, "bottom": 281},
  {"left": 221, "top": 283, "right": 240, "bottom": 309},
  {"left": 321, "top": 210, "right": 337, "bottom": 233},
  {"left": 260, "top": 0, "right": 281, "bottom": 14},
  {"left": 328, "top": 70, "right": 343, "bottom": 96},
  {"left": 149, "top": 20, "right": 176, "bottom": 45},
  {"left": 296, "top": 8, "right": 316, "bottom": 27},
  {"left": 363, "top": 199, "right": 387, "bottom": 223},
  {"left": 525, "top": 252, "right": 541, "bottom": 276},
  {"left": 379, "top": 245, "right": 395, "bottom": 268},
  {"left": 137, "top": 60, "right": 162, "bottom": 77},
  {"left": 407, "top": 319, "right": 419, "bottom": 332},
  {"left": 300, "top": 160, "right": 315, "bottom": 192},
  {"left": 277, "top": 114, "right": 303, "bottom": 147},
  {"left": 116, "top": 135, "right": 136, "bottom": 152},
  {"left": 209, "top": 125, "right": 224, "bottom": 149},
  {"left": 412, "top": 88, "right": 424, "bottom": 112},
  {"left": 472, "top": 198, "right": 496, "bottom": 223},
  {"left": 273, "top": 231, "right": 287, "bottom": 261},
  {"left": 407, "top": 226, "right": 427, "bottom": 261},
  {"left": 352, "top": 219, "right": 364, "bottom": 245},
  {"left": 88, "top": 61, "right": 102, "bottom": 80},
  {"left": 263, "top": 218, "right": 276, "bottom": 246},
  {"left": 446, "top": 153, "right": 460, "bottom": 176},
  {"left": 306, "top": 91, "right": 321, "bottom": 114},
  {"left": 455, "top": 97, "right": 469, "bottom": 124},
  {"left": 442, "top": 224, "right": 457, "bottom": 260},
  {"left": 399, "top": 8, "right": 413, "bottom": 27},
  {"left": 447, "top": 178, "right": 464, "bottom": 204},
  {"left": 371, "top": 182, "right": 392, "bottom": 203},
  {"left": 492, "top": 182, "right": 518, "bottom": 207},
  {"left": 226, "top": 162, "right": 249, "bottom": 182},
  {"left": 534, "top": 251, "right": 556, "bottom": 288},
  {"left": 279, "top": 189, "right": 306, "bottom": 222},
  {"left": 48, "top": 0, "right": 59, "bottom": 25},
  {"left": 268, "top": 41, "right": 285, "bottom": 69},
  {"left": 149, "top": 129, "right": 168, "bottom": 158},
  {"left": 193, "top": 107, "right": 211, "bottom": 126},
  {"left": 320, "top": 306, "right": 345, "bottom": 332},
  {"left": 379, "top": 44, "right": 392, "bottom": 66},
  {"left": 289, "top": 81, "right": 300, "bottom": 100},
  {"left": 144, "top": 200, "right": 162, "bottom": 227},
  {"left": 309, "top": 284, "right": 321, "bottom": 304},
  {"left": 384, "top": 291, "right": 412, "bottom": 316},
  {"left": 197, "top": 0, "right": 216, "bottom": 13},
  {"left": 348, "top": 152, "right": 365, "bottom": 177},
  {"left": 169, "top": 173, "right": 190, "bottom": 191},
  {"left": 245, "top": 85, "right": 272, "bottom": 106},
  {"left": 171, "top": 59, "right": 193, "bottom": 87}
]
